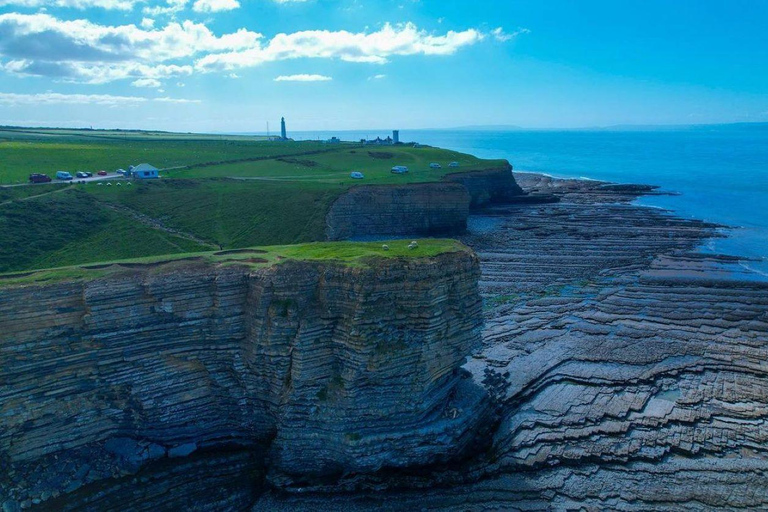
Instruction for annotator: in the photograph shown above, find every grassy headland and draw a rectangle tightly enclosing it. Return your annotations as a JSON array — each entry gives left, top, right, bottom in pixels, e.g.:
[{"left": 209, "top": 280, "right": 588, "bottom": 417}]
[
  {"left": 0, "top": 127, "right": 506, "bottom": 273},
  {"left": 0, "top": 239, "right": 469, "bottom": 287}
]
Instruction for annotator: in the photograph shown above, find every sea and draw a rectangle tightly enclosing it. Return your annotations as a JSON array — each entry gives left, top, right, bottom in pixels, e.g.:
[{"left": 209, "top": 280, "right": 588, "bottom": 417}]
[{"left": 290, "top": 125, "right": 768, "bottom": 277}]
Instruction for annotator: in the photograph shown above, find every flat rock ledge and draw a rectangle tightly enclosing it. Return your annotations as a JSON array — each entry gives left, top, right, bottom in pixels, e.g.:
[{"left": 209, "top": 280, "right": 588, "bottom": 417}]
[{"left": 259, "top": 172, "right": 768, "bottom": 511}]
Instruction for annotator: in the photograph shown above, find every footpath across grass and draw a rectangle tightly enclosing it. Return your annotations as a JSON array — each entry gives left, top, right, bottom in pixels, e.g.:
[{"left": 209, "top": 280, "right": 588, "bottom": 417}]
[{"left": 0, "top": 128, "right": 508, "bottom": 273}]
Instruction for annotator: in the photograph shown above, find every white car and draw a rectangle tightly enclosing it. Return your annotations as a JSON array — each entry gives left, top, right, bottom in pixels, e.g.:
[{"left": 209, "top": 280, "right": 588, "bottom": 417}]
[
  {"left": 350, "top": 171, "right": 365, "bottom": 179},
  {"left": 391, "top": 166, "right": 409, "bottom": 174},
  {"left": 429, "top": 163, "right": 442, "bottom": 169},
  {"left": 449, "top": 161, "right": 460, "bottom": 168}
]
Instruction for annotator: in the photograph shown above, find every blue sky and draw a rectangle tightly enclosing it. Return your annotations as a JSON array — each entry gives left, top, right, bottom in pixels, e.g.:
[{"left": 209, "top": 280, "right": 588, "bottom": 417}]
[{"left": 0, "top": 0, "right": 766, "bottom": 131}]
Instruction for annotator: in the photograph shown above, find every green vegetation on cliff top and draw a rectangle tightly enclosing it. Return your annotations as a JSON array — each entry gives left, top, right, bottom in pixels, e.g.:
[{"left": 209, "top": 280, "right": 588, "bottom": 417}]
[
  {"left": 0, "top": 239, "right": 469, "bottom": 287},
  {"left": 0, "top": 127, "right": 506, "bottom": 273}
]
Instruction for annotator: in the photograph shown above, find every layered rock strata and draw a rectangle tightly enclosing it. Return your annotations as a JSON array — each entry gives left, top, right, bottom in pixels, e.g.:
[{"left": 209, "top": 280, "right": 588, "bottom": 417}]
[
  {"left": 325, "top": 165, "right": 525, "bottom": 240},
  {"left": 325, "top": 183, "right": 470, "bottom": 240},
  {"left": 0, "top": 252, "right": 486, "bottom": 509},
  {"left": 258, "top": 173, "right": 768, "bottom": 510},
  {"left": 442, "top": 165, "right": 524, "bottom": 207}
]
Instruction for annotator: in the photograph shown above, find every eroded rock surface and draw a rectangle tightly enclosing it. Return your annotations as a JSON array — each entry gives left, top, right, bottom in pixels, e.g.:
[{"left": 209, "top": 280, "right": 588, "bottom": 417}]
[
  {"left": 0, "top": 252, "right": 486, "bottom": 510},
  {"left": 325, "top": 165, "right": 524, "bottom": 240},
  {"left": 259, "top": 173, "right": 768, "bottom": 510},
  {"left": 325, "top": 183, "right": 470, "bottom": 240}
]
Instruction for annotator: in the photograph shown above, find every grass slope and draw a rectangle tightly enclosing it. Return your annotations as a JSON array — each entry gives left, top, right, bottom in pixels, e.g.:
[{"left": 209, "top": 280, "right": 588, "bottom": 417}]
[
  {"left": 0, "top": 239, "right": 468, "bottom": 287},
  {"left": 0, "top": 128, "right": 507, "bottom": 272},
  {"left": 0, "top": 130, "right": 332, "bottom": 184},
  {"left": 0, "top": 188, "right": 210, "bottom": 272},
  {"left": 178, "top": 145, "right": 506, "bottom": 185},
  {"left": 88, "top": 179, "right": 344, "bottom": 248}
]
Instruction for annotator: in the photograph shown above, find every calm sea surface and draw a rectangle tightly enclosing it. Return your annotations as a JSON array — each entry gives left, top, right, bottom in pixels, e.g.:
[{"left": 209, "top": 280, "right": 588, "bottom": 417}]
[{"left": 293, "top": 126, "right": 768, "bottom": 275}]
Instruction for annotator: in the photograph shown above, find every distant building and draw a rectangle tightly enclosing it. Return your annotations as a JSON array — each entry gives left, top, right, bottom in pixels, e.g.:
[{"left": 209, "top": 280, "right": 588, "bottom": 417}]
[
  {"left": 365, "top": 136, "right": 394, "bottom": 146},
  {"left": 393, "top": 130, "right": 400, "bottom": 144},
  {"left": 281, "top": 117, "right": 287, "bottom": 140},
  {"left": 327, "top": 136, "right": 341, "bottom": 144},
  {"left": 132, "top": 163, "right": 159, "bottom": 179}
]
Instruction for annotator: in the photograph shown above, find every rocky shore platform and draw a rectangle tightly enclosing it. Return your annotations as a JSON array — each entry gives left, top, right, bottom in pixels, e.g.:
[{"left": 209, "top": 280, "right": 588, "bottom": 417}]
[{"left": 258, "top": 173, "right": 768, "bottom": 510}]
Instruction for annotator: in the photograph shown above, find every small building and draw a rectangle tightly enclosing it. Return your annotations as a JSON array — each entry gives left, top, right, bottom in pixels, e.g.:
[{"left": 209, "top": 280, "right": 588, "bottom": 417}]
[
  {"left": 132, "top": 163, "right": 159, "bottom": 179},
  {"left": 327, "top": 136, "right": 341, "bottom": 144},
  {"left": 393, "top": 130, "right": 400, "bottom": 144}
]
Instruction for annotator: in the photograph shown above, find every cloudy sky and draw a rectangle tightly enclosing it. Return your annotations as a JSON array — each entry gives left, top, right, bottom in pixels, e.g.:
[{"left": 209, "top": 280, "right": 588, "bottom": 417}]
[{"left": 0, "top": 0, "right": 766, "bottom": 131}]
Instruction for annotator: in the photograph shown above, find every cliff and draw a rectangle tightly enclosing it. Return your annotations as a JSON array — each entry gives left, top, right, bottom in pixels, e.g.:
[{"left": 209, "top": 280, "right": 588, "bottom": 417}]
[
  {"left": 325, "top": 183, "right": 470, "bottom": 240},
  {"left": 325, "top": 164, "right": 524, "bottom": 240},
  {"left": 0, "top": 248, "right": 487, "bottom": 510},
  {"left": 257, "top": 174, "right": 768, "bottom": 511},
  {"left": 442, "top": 164, "right": 523, "bottom": 208}
]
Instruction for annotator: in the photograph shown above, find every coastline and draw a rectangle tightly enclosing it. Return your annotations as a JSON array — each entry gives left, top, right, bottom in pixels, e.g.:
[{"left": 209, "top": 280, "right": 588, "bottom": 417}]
[{"left": 256, "top": 171, "right": 768, "bottom": 510}]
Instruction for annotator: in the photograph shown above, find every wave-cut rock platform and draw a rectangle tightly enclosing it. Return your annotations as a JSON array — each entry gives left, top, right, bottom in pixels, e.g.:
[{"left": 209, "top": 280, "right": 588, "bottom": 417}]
[{"left": 259, "top": 173, "right": 768, "bottom": 511}]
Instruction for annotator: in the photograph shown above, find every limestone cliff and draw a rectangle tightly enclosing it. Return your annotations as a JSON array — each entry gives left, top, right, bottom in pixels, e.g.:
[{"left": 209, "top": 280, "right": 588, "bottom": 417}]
[
  {"left": 0, "top": 251, "right": 486, "bottom": 510},
  {"left": 442, "top": 164, "right": 523, "bottom": 208},
  {"left": 325, "top": 183, "right": 470, "bottom": 240},
  {"left": 325, "top": 164, "right": 524, "bottom": 240}
]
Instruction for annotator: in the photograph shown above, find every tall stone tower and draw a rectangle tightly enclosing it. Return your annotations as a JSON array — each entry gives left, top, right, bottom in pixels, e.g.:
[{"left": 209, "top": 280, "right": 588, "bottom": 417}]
[
  {"left": 393, "top": 130, "right": 400, "bottom": 144},
  {"left": 281, "top": 117, "right": 287, "bottom": 140}
]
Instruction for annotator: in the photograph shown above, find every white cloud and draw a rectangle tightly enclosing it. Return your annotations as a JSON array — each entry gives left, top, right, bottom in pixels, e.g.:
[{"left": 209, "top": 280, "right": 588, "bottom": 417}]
[
  {"left": 274, "top": 74, "right": 331, "bottom": 82},
  {"left": 192, "top": 0, "right": 239, "bottom": 13},
  {"left": 197, "top": 22, "right": 484, "bottom": 71},
  {"left": 154, "top": 96, "right": 200, "bottom": 103},
  {"left": 0, "top": 0, "right": 139, "bottom": 10},
  {"left": 142, "top": 0, "right": 189, "bottom": 16},
  {"left": 132, "top": 77, "right": 162, "bottom": 87},
  {"left": 0, "top": 13, "right": 261, "bottom": 83},
  {"left": 368, "top": 73, "right": 386, "bottom": 80},
  {"left": 0, "top": 91, "right": 200, "bottom": 105},
  {"left": 492, "top": 27, "right": 530, "bottom": 42},
  {"left": 0, "top": 14, "right": 493, "bottom": 84}
]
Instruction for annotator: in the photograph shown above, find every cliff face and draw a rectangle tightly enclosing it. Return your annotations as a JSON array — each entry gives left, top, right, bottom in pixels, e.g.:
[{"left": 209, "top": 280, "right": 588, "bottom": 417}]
[
  {"left": 325, "top": 183, "right": 470, "bottom": 240},
  {"left": 443, "top": 165, "right": 523, "bottom": 208},
  {"left": 325, "top": 165, "right": 524, "bottom": 240},
  {"left": 258, "top": 174, "right": 768, "bottom": 511},
  {"left": 0, "top": 252, "right": 486, "bottom": 509}
]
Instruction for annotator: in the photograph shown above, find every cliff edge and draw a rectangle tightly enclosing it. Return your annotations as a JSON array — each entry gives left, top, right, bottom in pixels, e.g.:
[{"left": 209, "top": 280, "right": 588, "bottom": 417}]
[
  {"left": 326, "top": 163, "right": 523, "bottom": 240},
  {"left": 0, "top": 246, "right": 488, "bottom": 510}
]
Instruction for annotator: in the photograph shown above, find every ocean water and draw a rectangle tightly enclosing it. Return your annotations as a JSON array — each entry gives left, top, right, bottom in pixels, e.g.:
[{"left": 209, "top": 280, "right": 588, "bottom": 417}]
[{"left": 293, "top": 126, "right": 768, "bottom": 276}]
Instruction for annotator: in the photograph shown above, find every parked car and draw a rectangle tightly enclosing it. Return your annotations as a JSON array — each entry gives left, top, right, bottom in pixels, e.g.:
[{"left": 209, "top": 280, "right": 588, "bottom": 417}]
[
  {"left": 29, "top": 173, "right": 52, "bottom": 183},
  {"left": 76, "top": 171, "right": 89, "bottom": 178},
  {"left": 55, "top": 171, "right": 73, "bottom": 181},
  {"left": 350, "top": 171, "right": 365, "bottom": 179},
  {"left": 83, "top": 171, "right": 93, "bottom": 177},
  {"left": 429, "top": 163, "right": 442, "bottom": 169},
  {"left": 391, "top": 166, "right": 409, "bottom": 174},
  {"left": 449, "top": 161, "right": 460, "bottom": 168},
  {"left": 116, "top": 169, "right": 127, "bottom": 175},
  {"left": 97, "top": 170, "right": 108, "bottom": 176}
]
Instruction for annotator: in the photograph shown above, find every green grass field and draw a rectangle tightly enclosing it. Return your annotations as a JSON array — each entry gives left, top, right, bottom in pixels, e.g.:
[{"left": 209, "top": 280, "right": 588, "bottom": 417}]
[
  {"left": 0, "top": 127, "right": 506, "bottom": 273},
  {"left": 176, "top": 145, "right": 504, "bottom": 185},
  {"left": 0, "top": 239, "right": 468, "bottom": 287},
  {"left": 0, "top": 128, "right": 332, "bottom": 184}
]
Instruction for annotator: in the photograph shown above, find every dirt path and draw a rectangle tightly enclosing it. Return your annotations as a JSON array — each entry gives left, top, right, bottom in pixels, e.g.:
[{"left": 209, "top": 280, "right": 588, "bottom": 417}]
[
  {"left": 101, "top": 203, "right": 219, "bottom": 250},
  {"left": 0, "top": 184, "right": 74, "bottom": 206}
]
